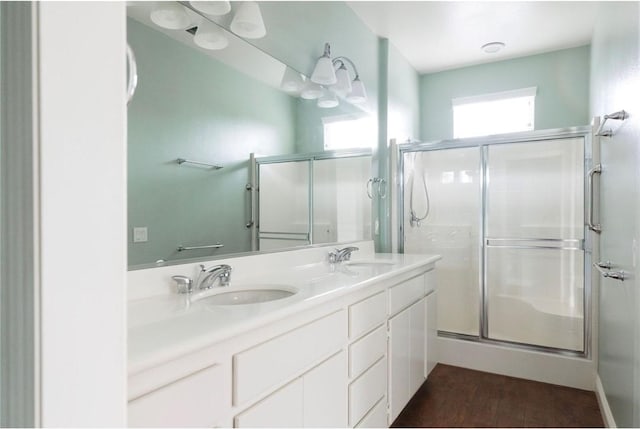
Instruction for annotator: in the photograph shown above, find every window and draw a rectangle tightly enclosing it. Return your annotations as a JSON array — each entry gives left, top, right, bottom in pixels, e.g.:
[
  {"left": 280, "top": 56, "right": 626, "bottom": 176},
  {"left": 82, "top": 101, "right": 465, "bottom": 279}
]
[
  {"left": 452, "top": 87, "right": 536, "bottom": 139},
  {"left": 323, "top": 115, "right": 376, "bottom": 151}
]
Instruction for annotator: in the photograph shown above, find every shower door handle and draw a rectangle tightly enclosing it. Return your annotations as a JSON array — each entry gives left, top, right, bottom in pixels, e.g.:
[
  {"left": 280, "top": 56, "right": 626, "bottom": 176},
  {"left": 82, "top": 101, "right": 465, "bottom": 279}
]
[{"left": 587, "top": 164, "right": 602, "bottom": 233}]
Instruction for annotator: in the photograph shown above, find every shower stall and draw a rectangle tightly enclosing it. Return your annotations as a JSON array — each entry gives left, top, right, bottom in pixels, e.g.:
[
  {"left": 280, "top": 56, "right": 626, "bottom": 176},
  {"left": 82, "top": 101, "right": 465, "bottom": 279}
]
[{"left": 398, "top": 127, "right": 593, "bottom": 355}]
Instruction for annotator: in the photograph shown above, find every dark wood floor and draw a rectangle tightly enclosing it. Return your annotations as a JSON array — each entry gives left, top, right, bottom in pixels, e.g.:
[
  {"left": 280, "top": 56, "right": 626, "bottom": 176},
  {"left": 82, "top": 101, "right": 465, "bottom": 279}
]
[{"left": 392, "top": 364, "right": 604, "bottom": 428}]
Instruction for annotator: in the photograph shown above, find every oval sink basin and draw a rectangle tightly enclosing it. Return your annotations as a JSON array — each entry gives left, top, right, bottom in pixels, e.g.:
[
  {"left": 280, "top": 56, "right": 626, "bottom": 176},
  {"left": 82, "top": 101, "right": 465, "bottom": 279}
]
[
  {"left": 199, "top": 287, "right": 297, "bottom": 306},
  {"left": 345, "top": 260, "right": 396, "bottom": 267}
]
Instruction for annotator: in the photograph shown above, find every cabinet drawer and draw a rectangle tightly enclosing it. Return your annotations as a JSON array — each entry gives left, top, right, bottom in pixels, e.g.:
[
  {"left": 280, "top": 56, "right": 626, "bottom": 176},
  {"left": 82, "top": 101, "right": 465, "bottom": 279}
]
[
  {"left": 348, "top": 357, "right": 387, "bottom": 426},
  {"left": 128, "top": 364, "right": 228, "bottom": 427},
  {"left": 388, "top": 274, "right": 425, "bottom": 316},
  {"left": 349, "top": 325, "right": 386, "bottom": 378},
  {"left": 425, "top": 268, "right": 436, "bottom": 294},
  {"left": 234, "top": 310, "right": 345, "bottom": 406},
  {"left": 349, "top": 291, "right": 386, "bottom": 339},
  {"left": 235, "top": 378, "right": 303, "bottom": 428},
  {"left": 355, "top": 397, "right": 387, "bottom": 428}
]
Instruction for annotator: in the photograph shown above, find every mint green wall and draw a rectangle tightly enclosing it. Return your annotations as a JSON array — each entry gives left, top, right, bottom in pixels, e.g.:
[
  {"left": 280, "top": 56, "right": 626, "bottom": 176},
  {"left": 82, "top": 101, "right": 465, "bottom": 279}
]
[
  {"left": 420, "top": 46, "right": 591, "bottom": 141},
  {"left": 589, "top": 3, "right": 640, "bottom": 427},
  {"left": 387, "top": 43, "right": 420, "bottom": 142},
  {"left": 250, "top": 2, "right": 381, "bottom": 154},
  {"left": 127, "top": 19, "right": 296, "bottom": 266}
]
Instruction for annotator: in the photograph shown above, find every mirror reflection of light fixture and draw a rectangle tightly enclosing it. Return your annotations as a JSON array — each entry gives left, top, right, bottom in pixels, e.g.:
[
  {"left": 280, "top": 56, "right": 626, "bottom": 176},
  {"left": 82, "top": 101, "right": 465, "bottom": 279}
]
[
  {"left": 193, "top": 20, "right": 229, "bottom": 50},
  {"left": 150, "top": 2, "right": 192, "bottom": 30},
  {"left": 189, "top": 1, "right": 231, "bottom": 16},
  {"left": 230, "top": 1, "right": 266, "bottom": 39},
  {"left": 310, "top": 42, "right": 367, "bottom": 105},
  {"left": 280, "top": 67, "right": 305, "bottom": 93},
  {"left": 317, "top": 89, "right": 339, "bottom": 108}
]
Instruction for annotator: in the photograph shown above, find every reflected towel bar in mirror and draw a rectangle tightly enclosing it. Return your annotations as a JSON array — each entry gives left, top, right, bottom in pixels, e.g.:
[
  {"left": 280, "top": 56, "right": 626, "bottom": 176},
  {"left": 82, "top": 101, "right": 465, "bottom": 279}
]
[
  {"left": 177, "top": 243, "right": 224, "bottom": 252},
  {"left": 176, "top": 158, "right": 223, "bottom": 169}
]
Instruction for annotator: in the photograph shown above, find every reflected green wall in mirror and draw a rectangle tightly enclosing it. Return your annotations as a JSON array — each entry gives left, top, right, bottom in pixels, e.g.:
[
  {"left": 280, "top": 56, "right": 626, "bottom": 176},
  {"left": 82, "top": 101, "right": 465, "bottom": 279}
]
[
  {"left": 127, "top": 1, "right": 382, "bottom": 268},
  {"left": 128, "top": 18, "right": 297, "bottom": 266}
]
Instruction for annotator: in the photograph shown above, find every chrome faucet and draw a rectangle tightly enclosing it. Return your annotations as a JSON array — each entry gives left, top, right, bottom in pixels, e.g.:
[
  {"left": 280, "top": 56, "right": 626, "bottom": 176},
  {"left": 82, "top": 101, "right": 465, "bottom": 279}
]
[
  {"left": 196, "top": 264, "right": 232, "bottom": 290},
  {"left": 328, "top": 246, "right": 359, "bottom": 263}
]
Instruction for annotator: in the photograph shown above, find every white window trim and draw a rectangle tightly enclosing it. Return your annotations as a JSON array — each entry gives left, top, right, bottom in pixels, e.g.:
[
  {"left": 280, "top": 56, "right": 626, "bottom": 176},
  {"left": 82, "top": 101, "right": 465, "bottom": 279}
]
[{"left": 451, "top": 86, "right": 537, "bottom": 107}]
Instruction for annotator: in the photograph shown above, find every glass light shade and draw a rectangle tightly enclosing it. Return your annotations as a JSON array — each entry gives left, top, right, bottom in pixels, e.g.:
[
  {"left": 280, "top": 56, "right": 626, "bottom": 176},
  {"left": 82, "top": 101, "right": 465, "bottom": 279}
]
[
  {"left": 193, "top": 21, "right": 229, "bottom": 50},
  {"left": 346, "top": 77, "right": 367, "bottom": 104},
  {"left": 300, "top": 81, "right": 324, "bottom": 100},
  {"left": 150, "top": 2, "right": 192, "bottom": 30},
  {"left": 189, "top": 1, "right": 231, "bottom": 16},
  {"left": 317, "top": 89, "right": 339, "bottom": 108},
  {"left": 280, "top": 67, "right": 305, "bottom": 93},
  {"left": 311, "top": 56, "right": 337, "bottom": 85},
  {"left": 230, "top": 1, "right": 266, "bottom": 39},
  {"left": 332, "top": 64, "right": 352, "bottom": 95}
]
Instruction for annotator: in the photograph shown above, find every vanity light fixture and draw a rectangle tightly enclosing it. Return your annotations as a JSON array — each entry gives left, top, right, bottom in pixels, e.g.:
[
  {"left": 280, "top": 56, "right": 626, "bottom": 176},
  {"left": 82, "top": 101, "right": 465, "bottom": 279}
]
[
  {"left": 189, "top": 0, "right": 231, "bottom": 16},
  {"left": 193, "top": 20, "right": 229, "bottom": 50},
  {"left": 280, "top": 67, "right": 305, "bottom": 93},
  {"left": 310, "top": 42, "right": 367, "bottom": 106},
  {"left": 300, "top": 80, "right": 324, "bottom": 100},
  {"left": 317, "top": 89, "right": 339, "bottom": 108},
  {"left": 150, "top": 2, "right": 192, "bottom": 30},
  {"left": 230, "top": 1, "right": 266, "bottom": 39},
  {"left": 481, "top": 41, "right": 505, "bottom": 54}
]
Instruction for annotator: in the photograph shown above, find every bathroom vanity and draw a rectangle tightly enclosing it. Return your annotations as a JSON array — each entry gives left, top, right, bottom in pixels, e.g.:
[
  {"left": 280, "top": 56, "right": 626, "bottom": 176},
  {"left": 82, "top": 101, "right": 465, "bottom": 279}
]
[{"left": 127, "top": 242, "right": 440, "bottom": 427}]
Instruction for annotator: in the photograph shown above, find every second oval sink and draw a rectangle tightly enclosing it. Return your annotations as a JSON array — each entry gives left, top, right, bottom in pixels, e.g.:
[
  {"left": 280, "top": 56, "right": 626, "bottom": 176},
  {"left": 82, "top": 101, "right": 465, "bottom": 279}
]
[{"left": 198, "top": 287, "right": 297, "bottom": 306}]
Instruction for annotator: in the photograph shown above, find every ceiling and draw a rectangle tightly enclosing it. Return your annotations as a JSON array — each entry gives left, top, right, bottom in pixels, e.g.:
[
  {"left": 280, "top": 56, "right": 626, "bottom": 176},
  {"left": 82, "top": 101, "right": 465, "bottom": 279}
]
[{"left": 346, "top": 1, "right": 599, "bottom": 74}]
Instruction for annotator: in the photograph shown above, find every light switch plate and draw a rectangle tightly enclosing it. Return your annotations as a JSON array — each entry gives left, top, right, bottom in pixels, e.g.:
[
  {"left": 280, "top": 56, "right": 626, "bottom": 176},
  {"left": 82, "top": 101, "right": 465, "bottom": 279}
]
[{"left": 133, "top": 227, "right": 148, "bottom": 243}]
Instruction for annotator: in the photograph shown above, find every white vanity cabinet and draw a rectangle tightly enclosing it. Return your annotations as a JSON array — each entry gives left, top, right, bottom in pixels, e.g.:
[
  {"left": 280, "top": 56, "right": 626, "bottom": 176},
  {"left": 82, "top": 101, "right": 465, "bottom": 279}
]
[
  {"left": 347, "top": 291, "right": 388, "bottom": 427},
  {"left": 387, "top": 270, "right": 437, "bottom": 424},
  {"left": 128, "top": 259, "right": 439, "bottom": 429},
  {"left": 235, "top": 351, "right": 346, "bottom": 428}
]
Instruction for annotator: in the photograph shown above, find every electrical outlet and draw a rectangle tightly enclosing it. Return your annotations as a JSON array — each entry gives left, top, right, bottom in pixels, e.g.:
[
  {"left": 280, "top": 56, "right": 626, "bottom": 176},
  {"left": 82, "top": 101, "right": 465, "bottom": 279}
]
[{"left": 133, "top": 227, "right": 148, "bottom": 243}]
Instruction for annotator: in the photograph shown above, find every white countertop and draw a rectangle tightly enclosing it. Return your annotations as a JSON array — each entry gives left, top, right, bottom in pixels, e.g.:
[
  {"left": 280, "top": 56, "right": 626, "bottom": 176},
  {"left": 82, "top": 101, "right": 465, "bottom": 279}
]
[{"left": 128, "top": 252, "right": 440, "bottom": 376}]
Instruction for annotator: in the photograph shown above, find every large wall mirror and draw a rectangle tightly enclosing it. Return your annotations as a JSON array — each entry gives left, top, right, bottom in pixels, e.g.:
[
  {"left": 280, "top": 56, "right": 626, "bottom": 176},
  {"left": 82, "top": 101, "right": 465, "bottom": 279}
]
[{"left": 127, "top": 1, "right": 375, "bottom": 269}]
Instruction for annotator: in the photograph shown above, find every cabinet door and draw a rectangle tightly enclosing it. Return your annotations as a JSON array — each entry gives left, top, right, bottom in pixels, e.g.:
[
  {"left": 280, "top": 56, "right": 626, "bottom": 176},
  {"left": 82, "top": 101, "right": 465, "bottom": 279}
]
[
  {"left": 409, "top": 297, "right": 426, "bottom": 394},
  {"left": 389, "top": 298, "right": 427, "bottom": 423},
  {"left": 388, "top": 305, "right": 411, "bottom": 423},
  {"left": 234, "top": 379, "right": 303, "bottom": 428},
  {"left": 425, "top": 291, "right": 438, "bottom": 377},
  {"left": 303, "top": 352, "right": 347, "bottom": 427}
]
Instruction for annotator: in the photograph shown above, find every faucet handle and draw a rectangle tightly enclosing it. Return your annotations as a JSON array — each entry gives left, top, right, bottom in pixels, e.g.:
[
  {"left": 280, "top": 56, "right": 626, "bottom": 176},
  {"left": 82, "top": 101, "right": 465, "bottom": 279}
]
[
  {"left": 172, "top": 275, "right": 193, "bottom": 294},
  {"left": 328, "top": 249, "right": 340, "bottom": 264}
]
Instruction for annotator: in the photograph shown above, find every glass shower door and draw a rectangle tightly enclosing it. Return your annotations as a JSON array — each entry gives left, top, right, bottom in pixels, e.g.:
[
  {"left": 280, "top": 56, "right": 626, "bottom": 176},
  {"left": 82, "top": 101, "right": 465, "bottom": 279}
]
[
  {"left": 485, "top": 137, "right": 585, "bottom": 351},
  {"left": 403, "top": 148, "right": 481, "bottom": 336}
]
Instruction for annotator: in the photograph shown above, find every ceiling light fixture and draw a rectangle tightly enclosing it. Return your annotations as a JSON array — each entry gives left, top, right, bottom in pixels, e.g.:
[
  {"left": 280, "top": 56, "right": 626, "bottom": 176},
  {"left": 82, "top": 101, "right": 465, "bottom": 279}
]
[
  {"left": 150, "top": 2, "right": 192, "bottom": 30},
  {"left": 230, "top": 1, "right": 266, "bottom": 39},
  {"left": 309, "top": 42, "right": 367, "bottom": 107},
  {"left": 481, "top": 42, "right": 505, "bottom": 54}
]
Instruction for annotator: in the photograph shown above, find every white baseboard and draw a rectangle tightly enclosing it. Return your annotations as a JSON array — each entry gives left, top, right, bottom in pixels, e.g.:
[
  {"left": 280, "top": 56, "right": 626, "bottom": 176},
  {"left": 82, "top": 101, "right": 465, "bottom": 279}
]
[
  {"left": 437, "top": 336, "right": 596, "bottom": 390},
  {"left": 595, "top": 374, "right": 617, "bottom": 428}
]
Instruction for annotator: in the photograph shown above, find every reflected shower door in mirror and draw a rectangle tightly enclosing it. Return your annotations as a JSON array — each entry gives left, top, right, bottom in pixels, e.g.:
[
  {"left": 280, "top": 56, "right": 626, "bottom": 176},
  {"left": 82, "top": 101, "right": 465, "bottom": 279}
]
[
  {"left": 126, "top": 2, "right": 375, "bottom": 268},
  {"left": 402, "top": 148, "right": 481, "bottom": 336},
  {"left": 257, "top": 153, "right": 372, "bottom": 251}
]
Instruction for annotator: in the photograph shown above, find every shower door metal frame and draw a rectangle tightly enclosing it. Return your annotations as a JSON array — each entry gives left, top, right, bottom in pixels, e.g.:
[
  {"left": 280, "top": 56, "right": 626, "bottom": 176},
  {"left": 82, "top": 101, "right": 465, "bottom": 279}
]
[{"left": 397, "top": 126, "right": 594, "bottom": 358}]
